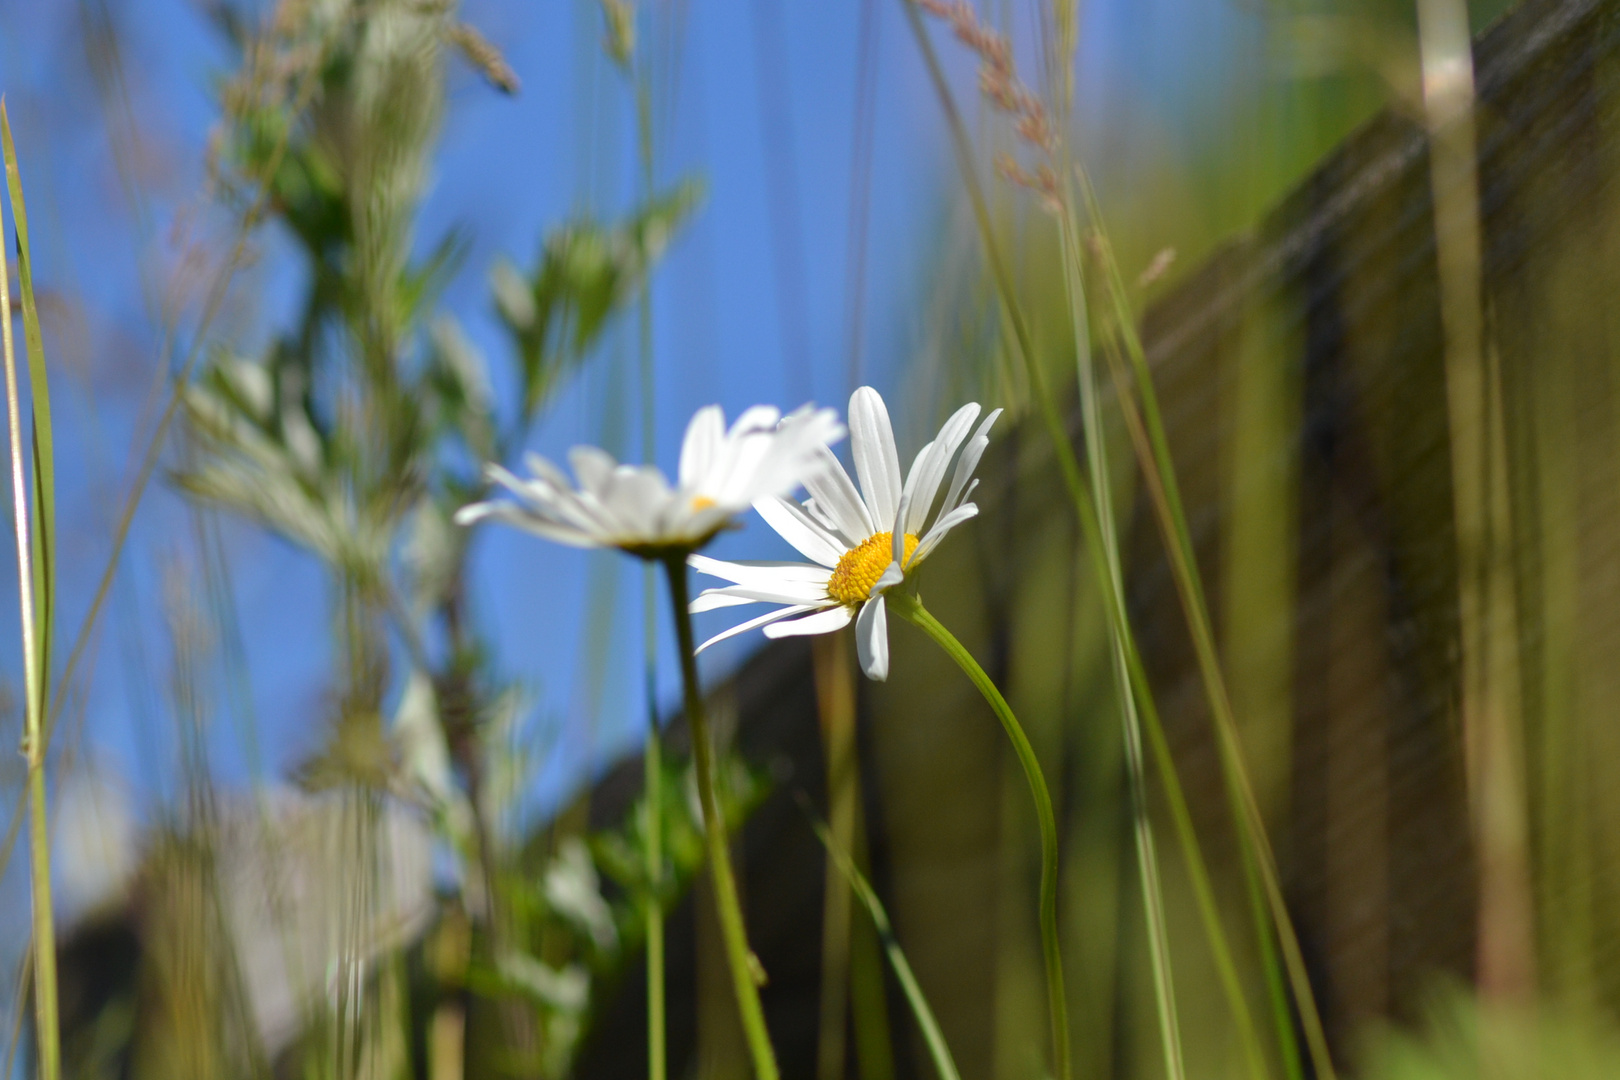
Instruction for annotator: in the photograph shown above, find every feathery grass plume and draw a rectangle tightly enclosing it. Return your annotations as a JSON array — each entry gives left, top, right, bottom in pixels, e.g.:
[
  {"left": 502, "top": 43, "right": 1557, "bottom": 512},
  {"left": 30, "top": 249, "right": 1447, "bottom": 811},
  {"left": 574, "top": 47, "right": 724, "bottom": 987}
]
[
  {"left": 445, "top": 20, "right": 521, "bottom": 95},
  {"left": 599, "top": 0, "right": 636, "bottom": 72}
]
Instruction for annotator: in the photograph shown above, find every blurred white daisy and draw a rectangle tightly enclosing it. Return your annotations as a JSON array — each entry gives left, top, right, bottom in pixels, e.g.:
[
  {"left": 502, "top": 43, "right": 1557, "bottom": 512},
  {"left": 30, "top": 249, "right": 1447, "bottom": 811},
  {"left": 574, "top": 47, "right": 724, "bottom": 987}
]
[
  {"left": 691, "top": 386, "right": 1000, "bottom": 680},
  {"left": 455, "top": 404, "right": 845, "bottom": 557}
]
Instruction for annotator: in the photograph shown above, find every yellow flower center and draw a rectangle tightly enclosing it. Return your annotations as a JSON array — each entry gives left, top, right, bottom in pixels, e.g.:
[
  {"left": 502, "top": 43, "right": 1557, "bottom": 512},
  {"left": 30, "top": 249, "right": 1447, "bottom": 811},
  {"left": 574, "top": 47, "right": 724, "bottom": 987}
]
[
  {"left": 691, "top": 495, "right": 717, "bottom": 510},
  {"left": 826, "top": 531, "right": 919, "bottom": 606}
]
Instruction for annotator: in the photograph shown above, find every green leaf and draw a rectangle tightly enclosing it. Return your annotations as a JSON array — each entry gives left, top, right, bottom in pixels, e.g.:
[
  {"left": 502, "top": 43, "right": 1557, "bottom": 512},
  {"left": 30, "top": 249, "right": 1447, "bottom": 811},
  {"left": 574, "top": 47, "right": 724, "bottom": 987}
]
[{"left": 497, "top": 178, "right": 705, "bottom": 422}]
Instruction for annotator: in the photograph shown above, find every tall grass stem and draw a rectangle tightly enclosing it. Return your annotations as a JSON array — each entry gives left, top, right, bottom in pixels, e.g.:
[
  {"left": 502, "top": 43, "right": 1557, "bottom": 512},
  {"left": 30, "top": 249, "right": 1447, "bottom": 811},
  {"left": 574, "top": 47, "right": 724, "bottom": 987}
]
[
  {"left": 635, "top": 49, "right": 669, "bottom": 1080},
  {"left": 0, "top": 107, "right": 59, "bottom": 1080},
  {"left": 896, "top": 13, "right": 1196, "bottom": 1079},
  {"left": 661, "top": 555, "right": 780, "bottom": 1080},
  {"left": 1052, "top": 196, "right": 1189, "bottom": 1080},
  {"left": 1077, "top": 169, "right": 1337, "bottom": 1080},
  {"left": 1416, "top": 0, "right": 1537, "bottom": 1004}
]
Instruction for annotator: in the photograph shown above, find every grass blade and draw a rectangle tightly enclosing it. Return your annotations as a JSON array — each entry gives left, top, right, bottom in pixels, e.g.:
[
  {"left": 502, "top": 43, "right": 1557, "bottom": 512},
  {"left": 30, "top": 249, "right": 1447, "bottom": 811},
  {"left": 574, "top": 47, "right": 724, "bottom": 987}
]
[
  {"left": 1, "top": 109, "right": 54, "bottom": 699},
  {"left": 0, "top": 97, "right": 60, "bottom": 1080},
  {"left": 1076, "top": 168, "right": 1336, "bottom": 1080},
  {"left": 799, "top": 796, "right": 963, "bottom": 1080}
]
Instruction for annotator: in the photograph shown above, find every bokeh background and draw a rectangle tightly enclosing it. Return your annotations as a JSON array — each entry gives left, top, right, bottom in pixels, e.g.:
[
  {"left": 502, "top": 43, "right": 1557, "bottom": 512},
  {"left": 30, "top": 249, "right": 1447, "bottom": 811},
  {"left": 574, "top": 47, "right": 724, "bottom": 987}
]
[{"left": 7, "top": 0, "right": 1615, "bottom": 1078}]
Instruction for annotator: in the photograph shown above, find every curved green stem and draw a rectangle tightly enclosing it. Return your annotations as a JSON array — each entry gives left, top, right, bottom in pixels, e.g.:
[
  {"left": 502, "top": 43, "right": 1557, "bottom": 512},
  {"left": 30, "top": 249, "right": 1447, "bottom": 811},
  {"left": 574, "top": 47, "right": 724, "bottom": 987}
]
[
  {"left": 662, "top": 556, "right": 780, "bottom": 1080},
  {"left": 888, "top": 591, "right": 1071, "bottom": 1080}
]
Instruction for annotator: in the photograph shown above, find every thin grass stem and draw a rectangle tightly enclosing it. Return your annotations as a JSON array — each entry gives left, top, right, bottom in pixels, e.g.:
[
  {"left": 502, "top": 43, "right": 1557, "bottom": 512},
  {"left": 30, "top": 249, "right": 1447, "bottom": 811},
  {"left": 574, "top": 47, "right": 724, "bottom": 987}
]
[
  {"left": 4, "top": 947, "right": 28, "bottom": 1080},
  {"left": 1097, "top": 312, "right": 1299, "bottom": 1080},
  {"left": 1076, "top": 171, "right": 1336, "bottom": 1080},
  {"left": 635, "top": 50, "right": 669, "bottom": 1080},
  {"left": 661, "top": 554, "right": 780, "bottom": 1080},
  {"left": 1416, "top": 0, "right": 1536, "bottom": 1005},
  {"left": 1052, "top": 195, "right": 1188, "bottom": 1080},
  {"left": 800, "top": 794, "right": 962, "bottom": 1080},
  {"left": 895, "top": 13, "right": 1200, "bottom": 1080},
  {"left": 887, "top": 591, "right": 1070, "bottom": 1080},
  {"left": 0, "top": 111, "right": 58, "bottom": 1080}
]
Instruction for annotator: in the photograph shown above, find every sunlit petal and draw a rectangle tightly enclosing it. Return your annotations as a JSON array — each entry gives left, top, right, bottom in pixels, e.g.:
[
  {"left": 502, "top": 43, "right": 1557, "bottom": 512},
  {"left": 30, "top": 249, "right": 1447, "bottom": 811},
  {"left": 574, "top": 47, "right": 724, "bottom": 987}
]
[
  {"left": 906, "top": 402, "right": 980, "bottom": 534},
  {"left": 755, "top": 496, "right": 846, "bottom": 567},
  {"left": 763, "top": 605, "right": 854, "bottom": 638},
  {"left": 850, "top": 386, "right": 902, "bottom": 526},
  {"left": 695, "top": 604, "right": 816, "bottom": 654},
  {"left": 855, "top": 593, "right": 890, "bottom": 681}
]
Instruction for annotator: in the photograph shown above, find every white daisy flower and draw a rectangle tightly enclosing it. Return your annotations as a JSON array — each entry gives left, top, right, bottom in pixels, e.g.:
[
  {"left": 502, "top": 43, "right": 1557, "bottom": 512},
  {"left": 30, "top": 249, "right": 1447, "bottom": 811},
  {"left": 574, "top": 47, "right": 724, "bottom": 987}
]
[
  {"left": 455, "top": 403, "right": 845, "bottom": 557},
  {"left": 690, "top": 386, "right": 1000, "bottom": 681}
]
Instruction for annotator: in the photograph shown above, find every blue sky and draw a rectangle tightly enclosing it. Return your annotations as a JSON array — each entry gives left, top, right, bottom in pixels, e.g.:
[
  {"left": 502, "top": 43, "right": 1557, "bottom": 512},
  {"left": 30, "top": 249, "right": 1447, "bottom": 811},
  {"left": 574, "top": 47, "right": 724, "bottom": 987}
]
[
  {"left": 0, "top": 0, "right": 1418, "bottom": 958},
  {"left": 0, "top": 0, "right": 978, "bottom": 839}
]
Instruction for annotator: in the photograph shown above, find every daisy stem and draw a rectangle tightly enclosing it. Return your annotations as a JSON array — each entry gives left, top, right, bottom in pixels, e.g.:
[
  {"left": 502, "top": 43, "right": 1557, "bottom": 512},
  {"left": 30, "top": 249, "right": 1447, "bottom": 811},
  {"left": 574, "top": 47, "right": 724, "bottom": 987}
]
[
  {"left": 642, "top": 566, "right": 667, "bottom": 1080},
  {"left": 661, "top": 554, "right": 780, "bottom": 1080},
  {"left": 887, "top": 591, "right": 1070, "bottom": 1080}
]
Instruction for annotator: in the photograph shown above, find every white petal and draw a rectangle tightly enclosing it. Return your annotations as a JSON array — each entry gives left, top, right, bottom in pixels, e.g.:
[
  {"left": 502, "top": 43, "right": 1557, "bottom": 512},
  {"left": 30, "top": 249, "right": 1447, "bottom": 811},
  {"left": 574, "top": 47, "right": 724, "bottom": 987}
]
[
  {"left": 601, "top": 465, "right": 674, "bottom": 537},
  {"left": 754, "top": 496, "right": 848, "bottom": 568},
  {"left": 895, "top": 443, "right": 929, "bottom": 533},
  {"left": 763, "top": 605, "right": 854, "bottom": 639},
  {"left": 849, "top": 387, "right": 902, "bottom": 527},
  {"left": 680, "top": 503, "right": 735, "bottom": 544},
  {"left": 455, "top": 502, "right": 600, "bottom": 548},
  {"left": 521, "top": 452, "right": 574, "bottom": 495},
  {"left": 568, "top": 445, "right": 620, "bottom": 496},
  {"left": 492, "top": 462, "right": 610, "bottom": 534},
  {"left": 688, "top": 591, "right": 762, "bottom": 612},
  {"left": 802, "top": 498, "right": 845, "bottom": 539},
  {"left": 688, "top": 554, "right": 833, "bottom": 586},
  {"left": 728, "top": 404, "right": 782, "bottom": 437},
  {"left": 942, "top": 408, "right": 1000, "bottom": 513},
  {"left": 855, "top": 594, "right": 890, "bottom": 681},
  {"left": 906, "top": 403, "right": 980, "bottom": 534},
  {"left": 721, "top": 406, "right": 844, "bottom": 507},
  {"left": 679, "top": 405, "right": 726, "bottom": 489},
  {"left": 689, "top": 582, "right": 835, "bottom": 610},
  {"left": 478, "top": 464, "right": 607, "bottom": 536},
  {"left": 695, "top": 604, "right": 815, "bottom": 654},
  {"left": 913, "top": 502, "right": 979, "bottom": 564},
  {"left": 892, "top": 486, "right": 912, "bottom": 564},
  {"left": 800, "top": 446, "right": 872, "bottom": 541}
]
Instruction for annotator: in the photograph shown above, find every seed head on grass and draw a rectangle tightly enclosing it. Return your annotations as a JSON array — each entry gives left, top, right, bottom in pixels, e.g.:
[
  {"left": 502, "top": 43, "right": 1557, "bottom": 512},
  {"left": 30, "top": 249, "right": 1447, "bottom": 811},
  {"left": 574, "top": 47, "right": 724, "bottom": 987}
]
[{"left": 917, "top": 0, "right": 1065, "bottom": 211}]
